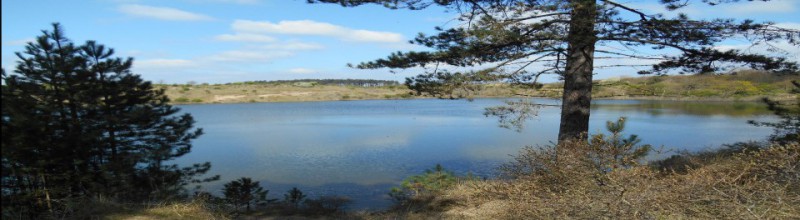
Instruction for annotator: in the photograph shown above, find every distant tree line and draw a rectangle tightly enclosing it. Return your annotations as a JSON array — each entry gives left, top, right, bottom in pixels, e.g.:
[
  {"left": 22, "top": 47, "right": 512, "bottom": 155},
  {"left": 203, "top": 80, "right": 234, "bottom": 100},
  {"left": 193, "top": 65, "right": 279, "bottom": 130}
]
[
  {"left": 231, "top": 79, "right": 400, "bottom": 87},
  {"left": 1, "top": 24, "right": 216, "bottom": 219}
]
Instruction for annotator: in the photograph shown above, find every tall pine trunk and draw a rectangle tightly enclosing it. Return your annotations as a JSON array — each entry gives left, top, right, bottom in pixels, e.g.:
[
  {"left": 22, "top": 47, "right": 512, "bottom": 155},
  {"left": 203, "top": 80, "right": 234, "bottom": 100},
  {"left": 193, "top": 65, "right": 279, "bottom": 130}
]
[{"left": 558, "top": 0, "right": 597, "bottom": 142}]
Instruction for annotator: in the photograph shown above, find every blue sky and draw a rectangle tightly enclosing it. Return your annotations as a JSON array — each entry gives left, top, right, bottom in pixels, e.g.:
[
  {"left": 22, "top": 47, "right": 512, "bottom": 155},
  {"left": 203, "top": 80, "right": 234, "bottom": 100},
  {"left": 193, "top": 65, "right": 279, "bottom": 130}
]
[{"left": 2, "top": 0, "right": 798, "bottom": 84}]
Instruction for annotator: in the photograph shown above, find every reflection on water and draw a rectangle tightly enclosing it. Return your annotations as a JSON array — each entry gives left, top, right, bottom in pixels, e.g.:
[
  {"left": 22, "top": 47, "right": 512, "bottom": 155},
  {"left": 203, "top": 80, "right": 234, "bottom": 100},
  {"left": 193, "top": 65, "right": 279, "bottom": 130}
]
[
  {"left": 592, "top": 100, "right": 770, "bottom": 117},
  {"left": 174, "top": 98, "right": 775, "bottom": 210}
]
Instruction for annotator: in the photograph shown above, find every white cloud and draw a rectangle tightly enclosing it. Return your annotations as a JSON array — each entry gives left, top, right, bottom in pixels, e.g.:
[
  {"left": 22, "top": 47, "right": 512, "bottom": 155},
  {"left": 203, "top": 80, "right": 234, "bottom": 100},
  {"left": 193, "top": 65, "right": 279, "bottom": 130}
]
[
  {"left": 725, "top": 0, "right": 796, "bottom": 14},
  {"left": 206, "top": 50, "right": 293, "bottom": 62},
  {"left": 2, "top": 38, "right": 34, "bottom": 46},
  {"left": 203, "top": 40, "right": 322, "bottom": 62},
  {"left": 215, "top": 33, "right": 276, "bottom": 42},
  {"left": 261, "top": 42, "right": 324, "bottom": 50},
  {"left": 135, "top": 59, "right": 196, "bottom": 68},
  {"left": 775, "top": 22, "right": 800, "bottom": 30},
  {"left": 344, "top": 30, "right": 404, "bottom": 43},
  {"left": 233, "top": 20, "right": 340, "bottom": 35},
  {"left": 714, "top": 44, "right": 744, "bottom": 52},
  {"left": 231, "top": 19, "right": 404, "bottom": 43},
  {"left": 118, "top": 4, "right": 214, "bottom": 21},
  {"left": 288, "top": 68, "right": 317, "bottom": 74},
  {"left": 198, "top": 0, "right": 260, "bottom": 4}
]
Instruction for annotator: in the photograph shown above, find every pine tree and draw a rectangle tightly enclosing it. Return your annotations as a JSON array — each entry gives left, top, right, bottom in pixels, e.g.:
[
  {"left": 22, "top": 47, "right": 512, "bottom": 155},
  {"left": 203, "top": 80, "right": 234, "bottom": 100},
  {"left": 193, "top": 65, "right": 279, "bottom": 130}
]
[
  {"left": 589, "top": 117, "right": 652, "bottom": 171},
  {"left": 1, "top": 23, "right": 217, "bottom": 218},
  {"left": 310, "top": 0, "right": 799, "bottom": 142},
  {"left": 223, "top": 177, "right": 268, "bottom": 212},
  {"left": 284, "top": 187, "right": 307, "bottom": 209}
]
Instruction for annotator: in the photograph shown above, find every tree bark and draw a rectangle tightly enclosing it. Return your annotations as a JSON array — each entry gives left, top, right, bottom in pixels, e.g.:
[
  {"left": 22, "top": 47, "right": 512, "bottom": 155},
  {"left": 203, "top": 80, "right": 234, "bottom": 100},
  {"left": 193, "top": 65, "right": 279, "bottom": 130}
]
[{"left": 558, "top": 0, "right": 597, "bottom": 142}]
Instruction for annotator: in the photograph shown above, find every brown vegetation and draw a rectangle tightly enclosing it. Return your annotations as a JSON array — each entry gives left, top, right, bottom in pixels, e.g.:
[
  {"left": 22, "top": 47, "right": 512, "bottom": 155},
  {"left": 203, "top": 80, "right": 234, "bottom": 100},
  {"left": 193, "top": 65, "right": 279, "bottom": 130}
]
[
  {"left": 75, "top": 141, "right": 798, "bottom": 219},
  {"left": 161, "top": 71, "right": 797, "bottom": 104},
  {"left": 158, "top": 83, "right": 416, "bottom": 104},
  {"left": 589, "top": 71, "right": 798, "bottom": 101},
  {"left": 377, "top": 141, "right": 799, "bottom": 219},
  {"left": 47, "top": 198, "right": 230, "bottom": 220}
]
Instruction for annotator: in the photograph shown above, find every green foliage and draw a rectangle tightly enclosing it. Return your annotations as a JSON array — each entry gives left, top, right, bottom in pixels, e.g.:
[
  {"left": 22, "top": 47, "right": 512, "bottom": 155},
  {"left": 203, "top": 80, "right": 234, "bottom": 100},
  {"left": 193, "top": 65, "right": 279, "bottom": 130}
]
[
  {"left": 589, "top": 71, "right": 797, "bottom": 99},
  {"left": 1, "top": 23, "right": 216, "bottom": 219},
  {"left": 484, "top": 99, "right": 542, "bottom": 132},
  {"left": 404, "top": 71, "right": 490, "bottom": 99},
  {"left": 303, "top": 196, "right": 351, "bottom": 215},
  {"left": 243, "top": 79, "right": 399, "bottom": 87},
  {"left": 293, "top": 82, "right": 317, "bottom": 87},
  {"left": 389, "top": 164, "right": 458, "bottom": 203},
  {"left": 589, "top": 117, "right": 653, "bottom": 171},
  {"left": 284, "top": 187, "right": 306, "bottom": 209},
  {"left": 501, "top": 117, "right": 651, "bottom": 179},
  {"left": 384, "top": 93, "right": 415, "bottom": 99},
  {"left": 174, "top": 97, "right": 191, "bottom": 102},
  {"left": 303, "top": 196, "right": 352, "bottom": 215},
  {"left": 687, "top": 89, "right": 720, "bottom": 97},
  {"left": 223, "top": 177, "right": 268, "bottom": 212}
]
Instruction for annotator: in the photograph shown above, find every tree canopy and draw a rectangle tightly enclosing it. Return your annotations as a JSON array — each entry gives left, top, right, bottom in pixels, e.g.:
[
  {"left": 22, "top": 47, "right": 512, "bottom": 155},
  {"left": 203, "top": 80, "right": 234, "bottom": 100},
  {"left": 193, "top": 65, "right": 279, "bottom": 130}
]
[
  {"left": 1, "top": 23, "right": 217, "bottom": 218},
  {"left": 309, "top": 0, "right": 799, "bottom": 141},
  {"left": 223, "top": 177, "right": 268, "bottom": 212}
]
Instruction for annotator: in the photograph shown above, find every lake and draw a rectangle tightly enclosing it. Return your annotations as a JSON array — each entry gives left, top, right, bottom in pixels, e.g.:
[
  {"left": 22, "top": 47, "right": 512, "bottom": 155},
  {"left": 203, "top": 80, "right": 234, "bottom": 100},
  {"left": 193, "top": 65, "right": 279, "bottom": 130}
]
[{"left": 174, "top": 98, "right": 775, "bottom": 210}]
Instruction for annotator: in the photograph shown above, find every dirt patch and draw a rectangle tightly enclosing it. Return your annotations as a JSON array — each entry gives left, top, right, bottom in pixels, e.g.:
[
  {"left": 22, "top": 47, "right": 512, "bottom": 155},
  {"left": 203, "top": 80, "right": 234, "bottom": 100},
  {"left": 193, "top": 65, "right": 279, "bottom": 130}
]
[
  {"left": 257, "top": 92, "right": 313, "bottom": 98},
  {"left": 283, "top": 91, "right": 312, "bottom": 96},
  {"left": 445, "top": 200, "right": 510, "bottom": 219},
  {"left": 213, "top": 95, "right": 246, "bottom": 102}
]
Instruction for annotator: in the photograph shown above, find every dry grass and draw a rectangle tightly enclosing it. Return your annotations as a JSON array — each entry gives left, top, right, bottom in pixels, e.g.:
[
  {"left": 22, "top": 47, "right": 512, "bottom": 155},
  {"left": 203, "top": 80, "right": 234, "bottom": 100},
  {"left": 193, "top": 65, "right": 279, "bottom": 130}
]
[
  {"left": 372, "top": 142, "right": 799, "bottom": 219},
  {"left": 35, "top": 142, "right": 797, "bottom": 219},
  {"left": 107, "top": 203, "right": 226, "bottom": 220},
  {"left": 159, "top": 71, "right": 797, "bottom": 104},
  {"left": 158, "top": 83, "right": 417, "bottom": 104},
  {"left": 591, "top": 71, "right": 798, "bottom": 101},
  {"left": 158, "top": 82, "right": 539, "bottom": 105},
  {"left": 55, "top": 199, "right": 232, "bottom": 220}
]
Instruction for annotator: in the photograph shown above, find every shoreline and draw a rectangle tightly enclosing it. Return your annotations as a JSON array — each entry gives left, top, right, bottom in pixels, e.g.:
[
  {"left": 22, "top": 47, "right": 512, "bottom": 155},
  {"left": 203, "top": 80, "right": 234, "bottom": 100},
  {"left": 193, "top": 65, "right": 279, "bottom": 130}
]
[
  {"left": 161, "top": 73, "right": 797, "bottom": 105},
  {"left": 169, "top": 94, "right": 792, "bottom": 105}
]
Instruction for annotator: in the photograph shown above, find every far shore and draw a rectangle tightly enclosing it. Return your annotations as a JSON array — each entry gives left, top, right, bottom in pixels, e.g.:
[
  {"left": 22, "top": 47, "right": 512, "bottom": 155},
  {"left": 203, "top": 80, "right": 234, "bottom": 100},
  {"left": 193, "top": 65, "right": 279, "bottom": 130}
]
[
  {"left": 168, "top": 93, "right": 794, "bottom": 105},
  {"left": 161, "top": 73, "right": 797, "bottom": 105}
]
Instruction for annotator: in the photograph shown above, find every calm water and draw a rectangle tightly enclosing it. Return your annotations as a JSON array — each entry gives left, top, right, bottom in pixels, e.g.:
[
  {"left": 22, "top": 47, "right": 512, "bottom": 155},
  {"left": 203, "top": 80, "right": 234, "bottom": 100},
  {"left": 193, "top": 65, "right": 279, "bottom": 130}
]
[{"left": 174, "top": 98, "right": 775, "bottom": 210}]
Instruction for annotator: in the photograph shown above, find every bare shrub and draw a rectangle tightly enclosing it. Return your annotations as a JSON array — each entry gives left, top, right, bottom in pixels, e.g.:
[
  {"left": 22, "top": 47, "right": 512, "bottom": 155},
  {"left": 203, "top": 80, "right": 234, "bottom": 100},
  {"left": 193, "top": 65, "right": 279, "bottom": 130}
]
[
  {"left": 303, "top": 196, "right": 352, "bottom": 215},
  {"left": 448, "top": 141, "right": 799, "bottom": 219}
]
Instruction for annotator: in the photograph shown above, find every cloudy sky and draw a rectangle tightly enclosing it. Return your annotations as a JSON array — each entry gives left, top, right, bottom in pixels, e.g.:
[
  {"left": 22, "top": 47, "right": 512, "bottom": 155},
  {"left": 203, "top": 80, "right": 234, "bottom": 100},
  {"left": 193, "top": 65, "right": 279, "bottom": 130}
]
[{"left": 2, "top": 0, "right": 798, "bottom": 84}]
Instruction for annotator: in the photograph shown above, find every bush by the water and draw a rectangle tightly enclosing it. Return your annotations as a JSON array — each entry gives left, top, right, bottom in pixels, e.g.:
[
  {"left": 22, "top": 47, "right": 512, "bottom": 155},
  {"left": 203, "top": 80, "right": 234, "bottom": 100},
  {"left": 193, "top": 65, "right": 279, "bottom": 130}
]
[{"left": 375, "top": 137, "right": 798, "bottom": 219}]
